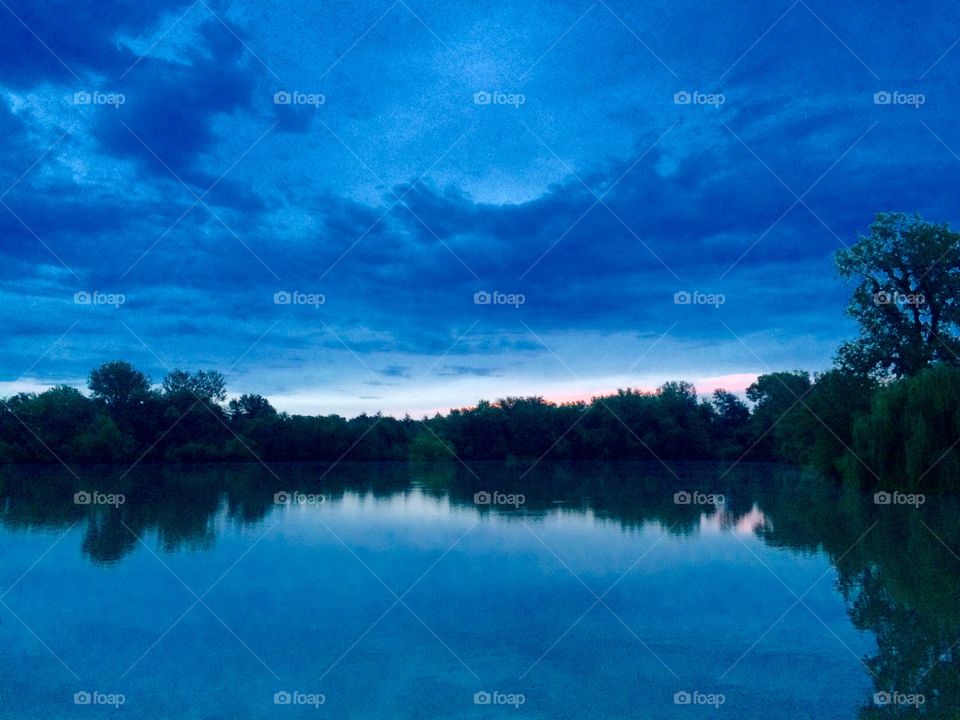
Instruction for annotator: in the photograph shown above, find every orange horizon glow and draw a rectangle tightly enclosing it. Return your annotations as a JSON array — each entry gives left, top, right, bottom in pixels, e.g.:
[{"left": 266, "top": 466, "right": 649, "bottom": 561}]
[{"left": 422, "top": 372, "right": 760, "bottom": 417}]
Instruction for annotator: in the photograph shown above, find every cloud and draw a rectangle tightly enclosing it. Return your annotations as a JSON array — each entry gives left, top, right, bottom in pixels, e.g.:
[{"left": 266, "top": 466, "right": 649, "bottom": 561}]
[
  {"left": 437, "top": 365, "right": 499, "bottom": 377},
  {"left": 1, "top": 0, "right": 960, "bottom": 414},
  {"left": 90, "top": 19, "right": 259, "bottom": 182},
  {"left": 0, "top": 0, "right": 195, "bottom": 87}
]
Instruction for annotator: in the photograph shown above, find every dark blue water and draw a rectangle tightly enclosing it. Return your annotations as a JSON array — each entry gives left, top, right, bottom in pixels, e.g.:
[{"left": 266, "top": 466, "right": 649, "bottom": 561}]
[{"left": 0, "top": 462, "right": 956, "bottom": 718}]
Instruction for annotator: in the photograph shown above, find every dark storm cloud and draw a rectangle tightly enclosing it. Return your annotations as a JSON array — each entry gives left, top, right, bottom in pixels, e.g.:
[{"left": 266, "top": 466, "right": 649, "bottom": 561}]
[
  {"left": 91, "top": 19, "right": 259, "bottom": 182},
  {"left": 0, "top": 0, "right": 195, "bottom": 86}
]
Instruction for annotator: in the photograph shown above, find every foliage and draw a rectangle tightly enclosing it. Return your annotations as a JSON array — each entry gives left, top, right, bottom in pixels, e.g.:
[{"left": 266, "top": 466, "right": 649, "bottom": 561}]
[
  {"left": 408, "top": 430, "right": 455, "bottom": 462},
  {"left": 835, "top": 212, "right": 960, "bottom": 379},
  {"left": 0, "top": 362, "right": 768, "bottom": 465},
  {"left": 847, "top": 365, "right": 960, "bottom": 491},
  {"left": 88, "top": 361, "right": 151, "bottom": 407},
  {"left": 745, "top": 371, "right": 812, "bottom": 460},
  {"left": 162, "top": 369, "right": 228, "bottom": 403}
]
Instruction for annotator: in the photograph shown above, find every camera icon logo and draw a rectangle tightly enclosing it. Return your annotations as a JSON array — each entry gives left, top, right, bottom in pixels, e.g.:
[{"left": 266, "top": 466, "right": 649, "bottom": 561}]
[
  {"left": 474, "top": 491, "right": 492, "bottom": 505},
  {"left": 674, "top": 691, "right": 692, "bottom": 705},
  {"left": 673, "top": 291, "right": 691, "bottom": 305},
  {"left": 673, "top": 91, "right": 692, "bottom": 105},
  {"left": 473, "top": 291, "right": 491, "bottom": 305},
  {"left": 74, "top": 691, "right": 92, "bottom": 705},
  {"left": 874, "top": 491, "right": 891, "bottom": 505},
  {"left": 673, "top": 491, "right": 691, "bottom": 505},
  {"left": 874, "top": 691, "right": 892, "bottom": 705},
  {"left": 74, "top": 291, "right": 91, "bottom": 304},
  {"left": 474, "top": 691, "right": 492, "bottom": 705},
  {"left": 873, "top": 91, "right": 892, "bottom": 105},
  {"left": 74, "top": 491, "right": 92, "bottom": 505},
  {"left": 473, "top": 91, "right": 492, "bottom": 105},
  {"left": 274, "top": 291, "right": 291, "bottom": 305},
  {"left": 73, "top": 91, "right": 92, "bottom": 105},
  {"left": 873, "top": 291, "right": 891, "bottom": 305},
  {"left": 274, "top": 491, "right": 290, "bottom": 505},
  {"left": 274, "top": 691, "right": 292, "bottom": 705},
  {"left": 273, "top": 91, "right": 292, "bottom": 105}
]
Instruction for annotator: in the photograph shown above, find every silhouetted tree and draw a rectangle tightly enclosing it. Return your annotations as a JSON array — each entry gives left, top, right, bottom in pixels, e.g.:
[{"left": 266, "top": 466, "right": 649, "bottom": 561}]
[
  {"left": 848, "top": 364, "right": 960, "bottom": 490},
  {"left": 228, "top": 393, "right": 277, "bottom": 420},
  {"left": 710, "top": 389, "right": 751, "bottom": 459},
  {"left": 746, "top": 371, "right": 812, "bottom": 460},
  {"left": 836, "top": 213, "right": 960, "bottom": 378},
  {"left": 88, "top": 361, "right": 151, "bottom": 408},
  {"left": 163, "top": 369, "right": 227, "bottom": 403}
]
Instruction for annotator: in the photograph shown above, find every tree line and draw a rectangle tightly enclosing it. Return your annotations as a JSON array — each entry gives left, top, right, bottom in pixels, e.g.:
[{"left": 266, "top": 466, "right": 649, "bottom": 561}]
[
  {"left": 2, "top": 213, "right": 959, "bottom": 490},
  {"left": 0, "top": 367, "right": 763, "bottom": 465}
]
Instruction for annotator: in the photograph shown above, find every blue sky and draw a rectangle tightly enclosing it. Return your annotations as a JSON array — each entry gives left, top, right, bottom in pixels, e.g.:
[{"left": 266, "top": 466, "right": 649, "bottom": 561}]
[{"left": 1, "top": 0, "right": 959, "bottom": 416}]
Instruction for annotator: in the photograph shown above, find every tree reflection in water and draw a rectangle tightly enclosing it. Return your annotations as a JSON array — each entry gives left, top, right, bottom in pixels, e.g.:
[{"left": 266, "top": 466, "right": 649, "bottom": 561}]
[{"left": 1, "top": 461, "right": 957, "bottom": 717}]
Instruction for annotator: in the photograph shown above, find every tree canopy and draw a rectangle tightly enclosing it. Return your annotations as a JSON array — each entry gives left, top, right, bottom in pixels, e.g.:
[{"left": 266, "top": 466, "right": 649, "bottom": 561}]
[
  {"left": 88, "top": 361, "right": 151, "bottom": 407},
  {"left": 835, "top": 212, "right": 960, "bottom": 378}
]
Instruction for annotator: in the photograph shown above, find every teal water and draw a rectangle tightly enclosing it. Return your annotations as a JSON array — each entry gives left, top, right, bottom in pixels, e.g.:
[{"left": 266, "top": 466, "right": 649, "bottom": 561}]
[{"left": 0, "top": 462, "right": 957, "bottom": 718}]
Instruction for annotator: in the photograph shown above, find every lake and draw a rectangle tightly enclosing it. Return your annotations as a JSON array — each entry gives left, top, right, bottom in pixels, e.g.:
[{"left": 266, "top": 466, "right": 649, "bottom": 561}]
[{"left": 0, "top": 461, "right": 957, "bottom": 718}]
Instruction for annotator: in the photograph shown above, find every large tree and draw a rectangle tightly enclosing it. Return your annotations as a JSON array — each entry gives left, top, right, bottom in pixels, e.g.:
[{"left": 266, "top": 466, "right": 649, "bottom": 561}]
[
  {"left": 746, "top": 371, "right": 812, "bottom": 460},
  {"left": 835, "top": 213, "right": 960, "bottom": 378},
  {"left": 162, "top": 369, "right": 227, "bottom": 403},
  {"left": 88, "top": 361, "right": 151, "bottom": 408},
  {"left": 228, "top": 393, "right": 277, "bottom": 420}
]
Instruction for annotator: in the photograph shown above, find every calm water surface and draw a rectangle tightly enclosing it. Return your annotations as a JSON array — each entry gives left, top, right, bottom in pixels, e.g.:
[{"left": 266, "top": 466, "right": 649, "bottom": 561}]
[{"left": 0, "top": 462, "right": 957, "bottom": 718}]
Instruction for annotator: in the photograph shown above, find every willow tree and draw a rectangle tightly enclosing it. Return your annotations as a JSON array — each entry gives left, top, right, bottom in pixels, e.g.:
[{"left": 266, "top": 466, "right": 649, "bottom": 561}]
[{"left": 835, "top": 213, "right": 960, "bottom": 378}]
